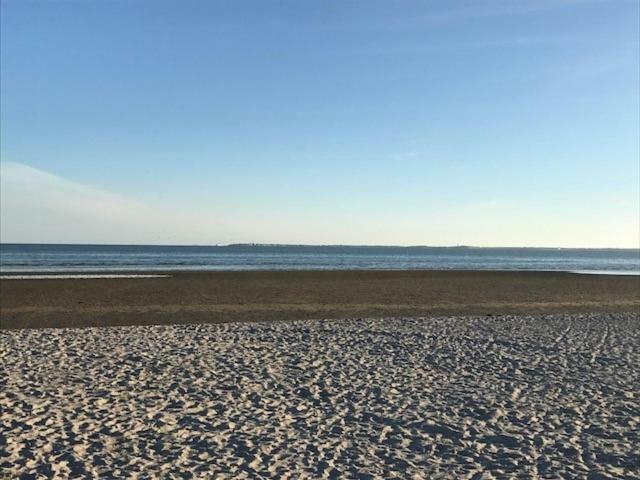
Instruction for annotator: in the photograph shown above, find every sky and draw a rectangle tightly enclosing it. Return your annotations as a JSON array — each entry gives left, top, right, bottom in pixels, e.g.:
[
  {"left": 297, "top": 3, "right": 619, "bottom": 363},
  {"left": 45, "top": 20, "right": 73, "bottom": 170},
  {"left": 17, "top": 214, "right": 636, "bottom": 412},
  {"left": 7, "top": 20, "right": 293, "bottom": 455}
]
[{"left": 1, "top": 0, "right": 639, "bottom": 247}]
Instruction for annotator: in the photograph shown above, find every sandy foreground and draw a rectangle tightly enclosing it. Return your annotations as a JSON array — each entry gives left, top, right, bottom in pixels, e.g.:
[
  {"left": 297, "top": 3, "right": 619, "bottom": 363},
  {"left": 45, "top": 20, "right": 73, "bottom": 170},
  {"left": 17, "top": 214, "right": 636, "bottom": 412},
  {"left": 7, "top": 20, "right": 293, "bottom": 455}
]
[{"left": 1, "top": 313, "right": 639, "bottom": 479}]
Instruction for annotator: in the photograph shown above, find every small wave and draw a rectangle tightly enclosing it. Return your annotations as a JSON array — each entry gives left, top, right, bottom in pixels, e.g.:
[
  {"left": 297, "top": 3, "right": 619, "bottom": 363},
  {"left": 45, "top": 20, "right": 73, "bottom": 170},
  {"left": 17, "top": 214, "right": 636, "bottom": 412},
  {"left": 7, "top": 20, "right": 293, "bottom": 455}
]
[
  {"left": 568, "top": 270, "right": 640, "bottom": 276},
  {"left": 0, "top": 274, "right": 171, "bottom": 280}
]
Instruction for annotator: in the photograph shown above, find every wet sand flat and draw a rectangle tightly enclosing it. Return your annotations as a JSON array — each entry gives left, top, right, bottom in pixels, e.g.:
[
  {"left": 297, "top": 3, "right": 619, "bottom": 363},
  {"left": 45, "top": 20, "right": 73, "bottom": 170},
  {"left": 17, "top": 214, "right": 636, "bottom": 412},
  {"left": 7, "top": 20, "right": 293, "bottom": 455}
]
[
  {"left": 1, "top": 313, "right": 639, "bottom": 478},
  {"left": 1, "top": 270, "right": 639, "bottom": 329}
]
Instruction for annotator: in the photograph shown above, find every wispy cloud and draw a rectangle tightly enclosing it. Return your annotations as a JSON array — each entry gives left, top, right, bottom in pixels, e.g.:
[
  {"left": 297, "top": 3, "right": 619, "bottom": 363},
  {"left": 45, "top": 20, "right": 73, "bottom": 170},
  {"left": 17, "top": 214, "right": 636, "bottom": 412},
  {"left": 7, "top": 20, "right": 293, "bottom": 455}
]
[
  {"left": 331, "top": 34, "right": 588, "bottom": 58},
  {"left": 0, "top": 162, "right": 222, "bottom": 244},
  {"left": 339, "top": 0, "right": 611, "bottom": 31},
  {"left": 415, "top": 0, "right": 604, "bottom": 22}
]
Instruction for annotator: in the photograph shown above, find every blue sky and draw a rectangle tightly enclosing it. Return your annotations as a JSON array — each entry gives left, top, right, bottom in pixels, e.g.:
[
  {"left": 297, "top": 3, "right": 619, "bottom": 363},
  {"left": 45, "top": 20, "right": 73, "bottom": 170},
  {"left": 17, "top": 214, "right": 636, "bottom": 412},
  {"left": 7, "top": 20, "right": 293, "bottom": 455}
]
[{"left": 1, "top": 0, "right": 639, "bottom": 247}]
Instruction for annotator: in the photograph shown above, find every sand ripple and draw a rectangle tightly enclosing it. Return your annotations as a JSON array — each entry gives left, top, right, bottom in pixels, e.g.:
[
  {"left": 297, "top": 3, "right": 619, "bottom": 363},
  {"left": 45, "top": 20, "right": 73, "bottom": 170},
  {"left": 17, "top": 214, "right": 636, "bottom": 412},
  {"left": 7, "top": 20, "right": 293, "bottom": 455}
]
[{"left": 1, "top": 313, "right": 639, "bottom": 478}]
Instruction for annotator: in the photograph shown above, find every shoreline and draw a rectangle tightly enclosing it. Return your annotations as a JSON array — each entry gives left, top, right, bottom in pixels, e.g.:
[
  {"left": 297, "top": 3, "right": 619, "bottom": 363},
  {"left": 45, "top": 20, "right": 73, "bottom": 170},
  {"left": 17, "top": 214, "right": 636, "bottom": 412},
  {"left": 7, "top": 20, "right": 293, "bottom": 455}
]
[
  {"left": 1, "top": 268, "right": 640, "bottom": 278},
  {"left": 1, "top": 270, "right": 638, "bottom": 329}
]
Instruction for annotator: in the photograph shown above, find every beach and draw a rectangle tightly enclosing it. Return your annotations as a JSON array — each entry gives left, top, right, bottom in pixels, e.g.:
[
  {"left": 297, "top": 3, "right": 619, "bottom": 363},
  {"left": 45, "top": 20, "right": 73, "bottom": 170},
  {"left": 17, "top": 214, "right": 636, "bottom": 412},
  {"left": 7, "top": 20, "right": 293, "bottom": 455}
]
[
  {"left": 2, "top": 313, "right": 639, "bottom": 478},
  {"left": 1, "top": 270, "right": 639, "bottom": 329},
  {"left": 1, "top": 270, "right": 639, "bottom": 478}
]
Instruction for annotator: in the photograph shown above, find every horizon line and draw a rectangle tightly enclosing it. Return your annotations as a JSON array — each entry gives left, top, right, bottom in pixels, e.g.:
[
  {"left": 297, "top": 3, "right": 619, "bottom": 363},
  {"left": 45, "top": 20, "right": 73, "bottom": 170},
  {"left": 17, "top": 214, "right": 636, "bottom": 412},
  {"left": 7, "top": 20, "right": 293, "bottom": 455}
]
[{"left": 1, "top": 242, "right": 638, "bottom": 251}]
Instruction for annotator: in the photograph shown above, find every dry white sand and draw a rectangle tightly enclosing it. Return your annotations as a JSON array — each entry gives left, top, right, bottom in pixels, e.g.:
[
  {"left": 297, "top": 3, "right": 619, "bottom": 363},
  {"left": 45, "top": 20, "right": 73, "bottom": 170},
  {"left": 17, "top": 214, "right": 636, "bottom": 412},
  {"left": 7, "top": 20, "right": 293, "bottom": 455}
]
[{"left": 1, "top": 313, "right": 639, "bottom": 479}]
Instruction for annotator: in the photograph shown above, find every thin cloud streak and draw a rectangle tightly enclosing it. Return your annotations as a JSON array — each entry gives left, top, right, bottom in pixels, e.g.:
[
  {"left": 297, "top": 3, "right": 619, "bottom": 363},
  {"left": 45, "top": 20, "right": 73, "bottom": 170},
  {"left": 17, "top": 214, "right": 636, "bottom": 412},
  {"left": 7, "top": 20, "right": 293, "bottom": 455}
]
[
  {"left": 338, "top": 0, "right": 613, "bottom": 31},
  {"left": 0, "top": 162, "right": 223, "bottom": 245}
]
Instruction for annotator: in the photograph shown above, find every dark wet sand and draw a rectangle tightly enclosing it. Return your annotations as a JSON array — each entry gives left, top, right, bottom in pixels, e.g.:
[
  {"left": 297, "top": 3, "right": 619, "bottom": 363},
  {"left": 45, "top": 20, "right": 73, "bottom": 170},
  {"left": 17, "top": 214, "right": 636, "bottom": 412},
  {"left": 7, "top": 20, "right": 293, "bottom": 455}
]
[{"left": 1, "top": 270, "right": 638, "bottom": 329}]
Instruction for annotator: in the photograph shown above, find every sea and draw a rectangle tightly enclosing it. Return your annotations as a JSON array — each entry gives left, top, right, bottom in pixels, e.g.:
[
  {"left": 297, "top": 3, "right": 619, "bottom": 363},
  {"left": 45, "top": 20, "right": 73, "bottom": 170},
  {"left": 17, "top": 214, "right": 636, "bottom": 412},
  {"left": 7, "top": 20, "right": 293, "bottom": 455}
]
[{"left": 1, "top": 244, "right": 639, "bottom": 275}]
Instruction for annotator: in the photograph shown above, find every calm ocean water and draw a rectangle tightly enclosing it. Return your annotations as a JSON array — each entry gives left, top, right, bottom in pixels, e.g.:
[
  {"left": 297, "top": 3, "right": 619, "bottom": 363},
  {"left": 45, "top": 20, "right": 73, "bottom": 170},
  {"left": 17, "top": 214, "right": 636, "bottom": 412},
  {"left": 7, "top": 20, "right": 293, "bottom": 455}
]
[{"left": 1, "top": 244, "right": 639, "bottom": 274}]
